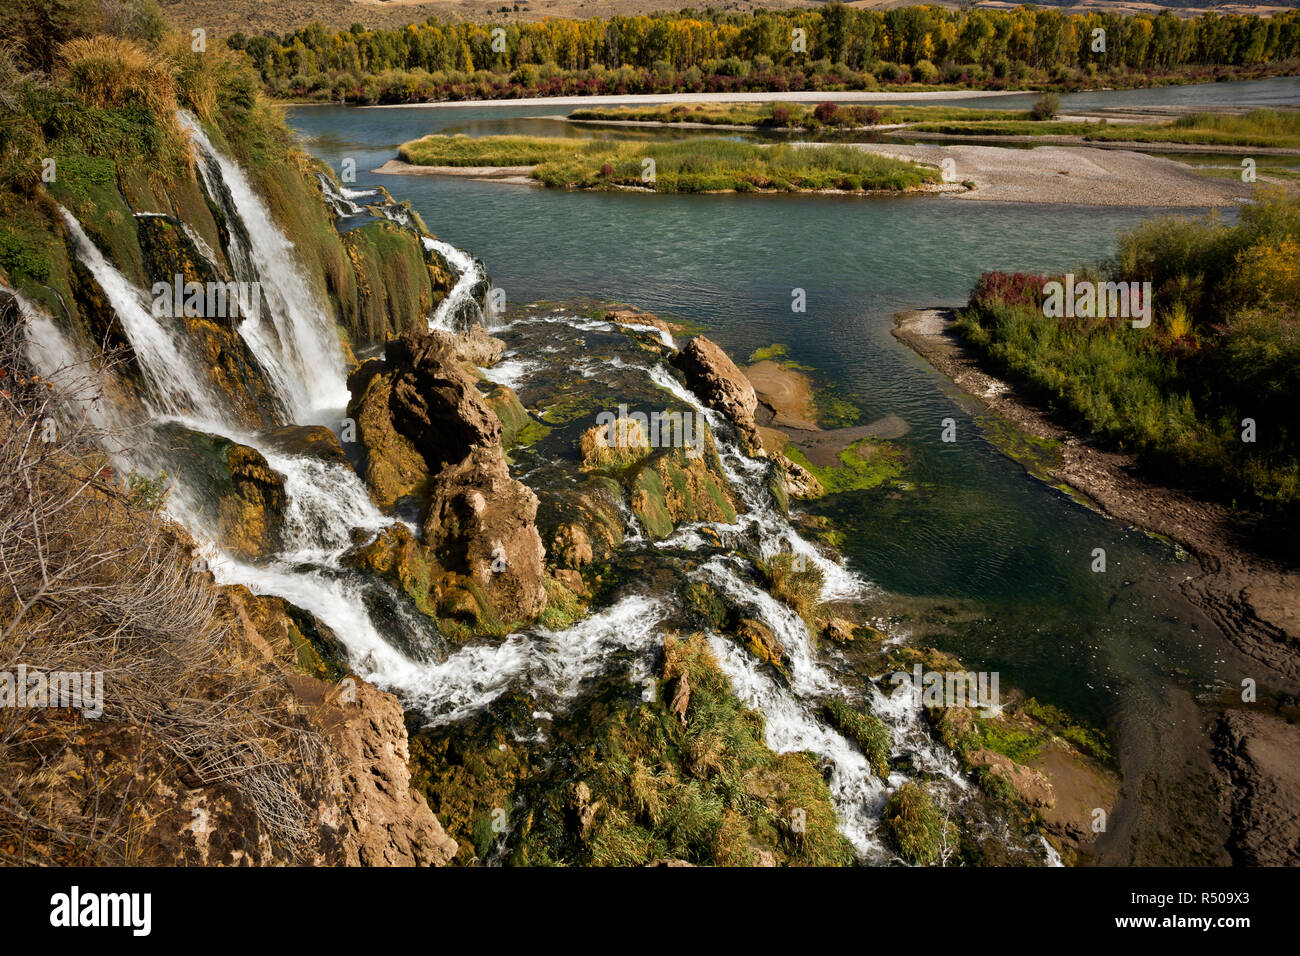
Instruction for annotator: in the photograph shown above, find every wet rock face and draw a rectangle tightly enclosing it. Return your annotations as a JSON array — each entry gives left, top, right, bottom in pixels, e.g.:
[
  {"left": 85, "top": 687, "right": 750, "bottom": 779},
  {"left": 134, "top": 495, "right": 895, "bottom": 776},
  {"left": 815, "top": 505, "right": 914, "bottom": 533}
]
[
  {"left": 348, "top": 359, "right": 430, "bottom": 510},
  {"left": 671, "top": 335, "right": 763, "bottom": 453},
  {"left": 385, "top": 330, "right": 502, "bottom": 468},
  {"left": 221, "top": 443, "right": 288, "bottom": 560},
  {"left": 349, "top": 327, "right": 547, "bottom": 626},
  {"left": 422, "top": 446, "right": 547, "bottom": 623},
  {"left": 135, "top": 215, "right": 280, "bottom": 430},
  {"left": 265, "top": 424, "right": 350, "bottom": 467}
]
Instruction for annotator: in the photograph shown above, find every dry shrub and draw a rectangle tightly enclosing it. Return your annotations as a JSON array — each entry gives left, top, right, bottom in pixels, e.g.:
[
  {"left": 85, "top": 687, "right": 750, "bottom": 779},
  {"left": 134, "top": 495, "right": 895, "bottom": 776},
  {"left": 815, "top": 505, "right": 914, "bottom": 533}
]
[
  {"left": 0, "top": 297, "right": 331, "bottom": 863},
  {"left": 56, "top": 34, "right": 175, "bottom": 114},
  {"left": 579, "top": 415, "right": 650, "bottom": 471}
]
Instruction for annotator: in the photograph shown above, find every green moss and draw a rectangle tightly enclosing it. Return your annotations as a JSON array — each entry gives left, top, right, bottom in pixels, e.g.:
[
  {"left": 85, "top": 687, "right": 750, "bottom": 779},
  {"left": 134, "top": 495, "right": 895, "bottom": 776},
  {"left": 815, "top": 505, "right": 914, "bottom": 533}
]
[
  {"left": 340, "top": 218, "right": 434, "bottom": 344},
  {"left": 516, "top": 633, "right": 854, "bottom": 866},
  {"left": 883, "top": 782, "right": 957, "bottom": 865},
  {"left": 631, "top": 466, "right": 673, "bottom": 539},
  {"left": 483, "top": 382, "right": 548, "bottom": 452},
  {"left": 784, "top": 439, "right": 905, "bottom": 495},
  {"left": 974, "top": 412, "right": 1063, "bottom": 484},
  {"left": 812, "top": 384, "right": 864, "bottom": 430},
  {"left": 747, "top": 343, "right": 811, "bottom": 370},
  {"left": 969, "top": 718, "right": 1045, "bottom": 763},
  {"left": 0, "top": 224, "right": 53, "bottom": 283},
  {"left": 754, "top": 552, "right": 824, "bottom": 629},
  {"left": 766, "top": 460, "right": 791, "bottom": 515},
  {"left": 821, "top": 698, "right": 891, "bottom": 779},
  {"left": 538, "top": 575, "right": 586, "bottom": 630},
  {"left": 1020, "top": 697, "right": 1114, "bottom": 766},
  {"left": 973, "top": 763, "right": 1023, "bottom": 808}
]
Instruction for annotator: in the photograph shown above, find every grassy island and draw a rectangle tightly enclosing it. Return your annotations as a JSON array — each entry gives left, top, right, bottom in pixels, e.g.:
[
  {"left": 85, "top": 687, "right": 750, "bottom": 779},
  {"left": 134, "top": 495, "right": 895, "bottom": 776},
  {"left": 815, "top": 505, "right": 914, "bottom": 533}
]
[{"left": 398, "top": 134, "right": 939, "bottom": 193}]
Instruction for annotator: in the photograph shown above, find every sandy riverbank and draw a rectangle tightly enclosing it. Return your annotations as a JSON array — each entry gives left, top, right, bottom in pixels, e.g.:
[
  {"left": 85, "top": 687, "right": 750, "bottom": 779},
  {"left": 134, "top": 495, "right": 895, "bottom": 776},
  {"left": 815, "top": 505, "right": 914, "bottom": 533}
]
[
  {"left": 890, "top": 129, "right": 1300, "bottom": 157},
  {"left": 378, "top": 144, "right": 1258, "bottom": 206},
  {"left": 841, "top": 142, "right": 1256, "bottom": 205},
  {"left": 372, "top": 158, "right": 537, "bottom": 183},
  {"left": 373, "top": 157, "right": 964, "bottom": 195},
  {"left": 743, "top": 358, "right": 910, "bottom": 466}
]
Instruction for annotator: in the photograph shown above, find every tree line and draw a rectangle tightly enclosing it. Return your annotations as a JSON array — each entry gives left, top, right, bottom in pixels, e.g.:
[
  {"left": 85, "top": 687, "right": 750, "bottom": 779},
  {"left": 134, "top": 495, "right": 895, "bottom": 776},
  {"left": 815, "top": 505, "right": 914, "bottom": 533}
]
[{"left": 227, "top": 5, "right": 1300, "bottom": 102}]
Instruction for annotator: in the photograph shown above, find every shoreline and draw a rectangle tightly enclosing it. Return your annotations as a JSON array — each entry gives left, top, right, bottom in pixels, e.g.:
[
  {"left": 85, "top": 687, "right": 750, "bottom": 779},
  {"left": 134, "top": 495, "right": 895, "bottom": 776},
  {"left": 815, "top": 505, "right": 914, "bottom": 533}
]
[
  {"left": 362, "top": 89, "right": 1030, "bottom": 110},
  {"left": 377, "top": 145, "right": 1257, "bottom": 206},
  {"left": 372, "top": 158, "right": 537, "bottom": 183},
  {"left": 892, "top": 307, "right": 1300, "bottom": 682},
  {"left": 840, "top": 142, "right": 1255, "bottom": 205},
  {"left": 888, "top": 129, "right": 1300, "bottom": 156}
]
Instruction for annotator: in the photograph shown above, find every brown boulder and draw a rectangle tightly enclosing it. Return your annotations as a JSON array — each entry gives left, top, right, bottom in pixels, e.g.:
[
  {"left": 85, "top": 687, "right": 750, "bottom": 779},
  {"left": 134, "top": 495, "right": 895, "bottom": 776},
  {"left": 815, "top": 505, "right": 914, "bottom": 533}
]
[
  {"left": 779, "top": 453, "right": 824, "bottom": 499},
  {"left": 298, "top": 674, "right": 458, "bottom": 866},
  {"left": 347, "top": 359, "right": 429, "bottom": 509},
  {"left": 348, "top": 327, "right": 547, "bottom": 625},
  {"left": 737, "top": 617, "right": 785, "bottom": 667},
  {"left": 422, "top": 446, "right": 547, "bottom": 623},
  {"left": 218, "top": 443, "right": 286, "bottom": 560},
  {"left": 385, "top": 329, "right": 501, "bottom": 466},
  {"left": 266, "top": 424, "right": 351, "bottom": 468},
  {"left": 823, "top": 617, "right": 856, "bottom": 644},
  {"left": 968, "top": 748, "right": 1056, "bottom": 809},
  {"left": 671, "top": 336, "right": 763, "bottom": 453},
  {"left": 554, "top": 522, "right": 594, "bottom": 569},
  {"left": 429, "top": 325, "right": 506, "bottom": 367}
]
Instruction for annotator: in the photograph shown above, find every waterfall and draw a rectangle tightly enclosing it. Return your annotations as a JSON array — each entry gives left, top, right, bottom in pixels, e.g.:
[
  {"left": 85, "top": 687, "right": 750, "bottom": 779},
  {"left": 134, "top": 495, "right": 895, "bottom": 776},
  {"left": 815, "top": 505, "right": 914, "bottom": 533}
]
[
  {"left": 422, "top": 236, "right": 493, "bottom": 331},
  {"left": 178, "top": 112, "right": 348, "bottom": 424},
  {"left": 707, "top": 634, "right": 886, "bottom": 858},
  {"left": 316, "top": 173, "right": 364, "bottom": 218},
  {"left": 59, "top": 207, "right": 230, "bottom": 427},
  {"left": 21, "top": 122, "right": 1001, "bottom": 863},
  {"left": 533, "top": 313, "right": 972, "bottom": 857}
]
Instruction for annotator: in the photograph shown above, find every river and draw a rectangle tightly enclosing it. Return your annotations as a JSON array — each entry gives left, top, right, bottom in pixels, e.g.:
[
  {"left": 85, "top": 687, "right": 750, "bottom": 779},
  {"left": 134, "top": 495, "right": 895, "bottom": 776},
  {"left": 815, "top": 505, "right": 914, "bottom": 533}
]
[{"left": 278, "top": 80, "right": 1294, "bottom": 862}]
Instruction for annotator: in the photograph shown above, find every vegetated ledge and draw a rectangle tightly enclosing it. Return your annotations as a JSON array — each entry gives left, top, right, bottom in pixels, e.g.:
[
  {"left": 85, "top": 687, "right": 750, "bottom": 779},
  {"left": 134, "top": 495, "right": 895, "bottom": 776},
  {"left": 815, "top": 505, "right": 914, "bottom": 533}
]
[
  {"left": 893, "top": 306, "right": 1300, "bottom": 866},
  {"left": 892, "top": 307, "right": 1300, "bottom": 681},
  {"left": 389, "top": 134, "right": 957, "bottom": 195}
]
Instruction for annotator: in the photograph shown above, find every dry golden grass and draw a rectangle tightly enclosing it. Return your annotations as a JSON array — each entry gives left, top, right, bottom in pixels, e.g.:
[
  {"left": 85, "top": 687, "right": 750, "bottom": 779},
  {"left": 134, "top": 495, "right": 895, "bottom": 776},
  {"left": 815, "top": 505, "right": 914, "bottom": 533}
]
[{"left": 56, "top": 35, "right": 176, "bottom": 114}]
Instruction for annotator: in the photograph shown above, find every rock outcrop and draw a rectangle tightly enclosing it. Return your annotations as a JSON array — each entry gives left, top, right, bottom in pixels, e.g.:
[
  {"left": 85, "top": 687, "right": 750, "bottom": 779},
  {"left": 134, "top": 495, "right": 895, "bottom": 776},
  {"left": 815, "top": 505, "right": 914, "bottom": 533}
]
[
  {"left": 348, "top": 327, "right": 547, "bottom": 627},
  {"left": 421, "top": 446, "right": 547, "bottom": 623},
  {"left": 671, "top": 336, "right": 763, "bottom": 454},
  {"left": 292, "top": 673, "right": 459, "bottom": 867}
]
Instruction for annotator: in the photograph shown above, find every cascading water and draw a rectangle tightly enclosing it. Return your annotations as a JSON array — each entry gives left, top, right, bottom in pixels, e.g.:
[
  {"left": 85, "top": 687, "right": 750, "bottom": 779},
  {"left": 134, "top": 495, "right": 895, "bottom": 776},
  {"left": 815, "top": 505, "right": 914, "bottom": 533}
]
[
  {"left": 179, "top": 111, "right": 348, "bottom": 424},
  {"left": 422, "top": 236, "right": 492, "bottom": 331},
  {"left": 59, "top": 207, "right": 229, "bottom": 425},
  {"left": 24, "top": 121, "right": 1001, "bottom": 863}
]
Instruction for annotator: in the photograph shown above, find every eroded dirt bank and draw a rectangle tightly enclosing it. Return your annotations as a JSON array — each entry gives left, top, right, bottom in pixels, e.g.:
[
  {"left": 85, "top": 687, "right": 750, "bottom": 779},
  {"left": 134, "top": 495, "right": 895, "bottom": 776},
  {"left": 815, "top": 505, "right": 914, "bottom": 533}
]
[{"left": 894, "top": 307, "right": 1300, "bottom": 864}]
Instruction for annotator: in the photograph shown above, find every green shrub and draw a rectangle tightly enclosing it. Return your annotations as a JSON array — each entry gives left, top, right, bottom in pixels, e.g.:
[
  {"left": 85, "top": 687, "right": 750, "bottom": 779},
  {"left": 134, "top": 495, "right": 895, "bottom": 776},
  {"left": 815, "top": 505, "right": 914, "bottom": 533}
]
[{"left": 1030, "top": 92, "right": 1060, "bottom": 120}]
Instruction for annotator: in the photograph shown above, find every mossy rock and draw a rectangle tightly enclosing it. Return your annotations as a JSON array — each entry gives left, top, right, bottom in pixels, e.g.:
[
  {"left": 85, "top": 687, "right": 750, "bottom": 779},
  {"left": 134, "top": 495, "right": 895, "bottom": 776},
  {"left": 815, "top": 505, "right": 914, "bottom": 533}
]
[
  {"left": 483, "top": 381, "right": 548, "bottom": 451},
  {"left": 821, "top": 698, "right": 891, "bottom": 779},
  {"left": 627, "top": 444, "right": 737, "bottom": 540},
  {"left": 504, "top": 633, "right": 855, "bottom": 867},
  {"left": 348, "top": 524, "right": 439, "bottom": 620}
]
